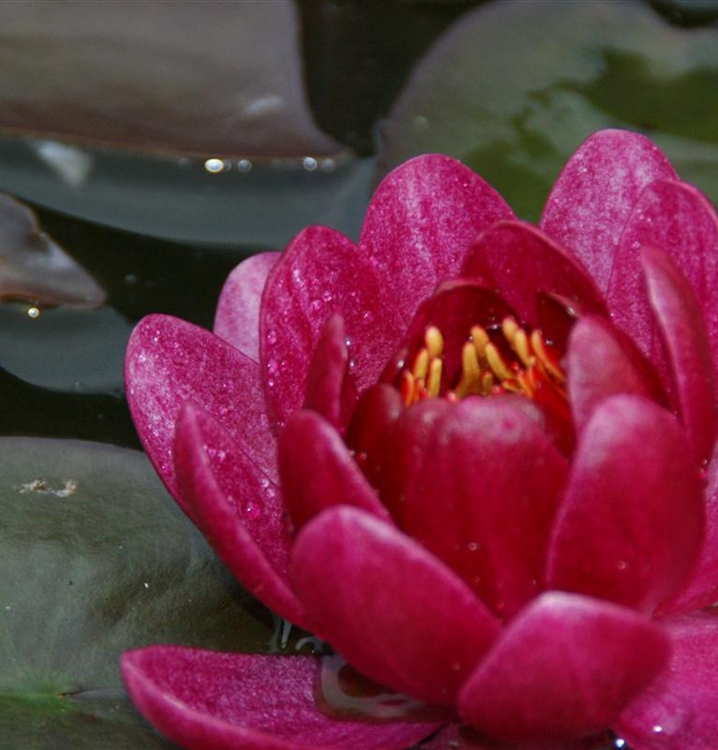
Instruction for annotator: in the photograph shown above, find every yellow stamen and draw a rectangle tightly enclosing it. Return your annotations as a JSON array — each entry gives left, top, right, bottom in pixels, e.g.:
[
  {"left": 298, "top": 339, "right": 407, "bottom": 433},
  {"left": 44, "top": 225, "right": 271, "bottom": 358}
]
[
  {"left": 425, "top": 326, "right": 444, "bottom": 359},
  {"left": 426, "top": 359, "right": 443, "bottom": 397},
  {"left": 412, "top": 348, "right": 429, "bottom": 382},
  {"left": 512, "top": 329, "right": 534, "bottom": 369},
  {"left": 531, "top": 330, "right": 565, "bottom": 383},
  {"left": 501, "top": 317, "right": 519, "bottom": 343},
  {"left": 471, "top": 325, "right": 490, "bottom": 359},
  {"left": 485, "top": 342, "right": 513, "bottom": 381}
]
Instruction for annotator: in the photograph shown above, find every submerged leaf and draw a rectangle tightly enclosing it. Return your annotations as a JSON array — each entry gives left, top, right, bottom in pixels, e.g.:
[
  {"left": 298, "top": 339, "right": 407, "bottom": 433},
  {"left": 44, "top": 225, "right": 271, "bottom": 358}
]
[{"left": 379, "top": 0, "right": 718, "bottom": 220}]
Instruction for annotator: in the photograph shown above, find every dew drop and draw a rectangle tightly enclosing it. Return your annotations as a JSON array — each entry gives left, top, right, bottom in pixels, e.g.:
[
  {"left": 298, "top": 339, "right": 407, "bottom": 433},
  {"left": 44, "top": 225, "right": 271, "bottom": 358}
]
[
  {"left": 266, "top": 329, "right": 278, "bottom": 345},
  {"left": 27, "top": 306, "right": 40, "bottom": 318},
  {"left": 360, "top": 309, "right": 374, "bottom": 324},
  {"left": 321, "top": 290, "right": 333, "bottom": 303},
  {"left": 267, "top": 359, "right": 280, "bottom": 376},
  {"left": 320, "top": 158, "right": 336, "bottom": 172},
  {"left": 467, "top": 541, "right": 480, "bottom": 552},
  {"left": 204, "top": 157, "right": 227, "bottom": 174},
  {"left": 451, "top": 662, "right": 461, "bottom": 672},
  {"left": 616, "top": 560, "right": 628, "bottom": 571},
  {"left": 264, "top": 485, "right": 277, "bottom": 500},
  {"left": 244, "top": 501, "right": 261, "bottom": 520},
  {"left": 303, "top": 156, "right": 318, "bottom": 171},
  {"left": 237, "top": 159, "right": 252, "bottom": 173},
  {"left": 652, "top": 725, "right": 663, "bottom": 734}
]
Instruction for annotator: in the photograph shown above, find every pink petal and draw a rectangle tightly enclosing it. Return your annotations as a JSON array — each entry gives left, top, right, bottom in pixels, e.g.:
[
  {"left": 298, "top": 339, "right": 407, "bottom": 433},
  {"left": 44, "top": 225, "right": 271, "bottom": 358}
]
[
  {"left": 658, "top": 438, "right": 718, "bottom": 614},
  {"left": 609, "top": 180, "right": 718, "bottom": 381},
  {"left": 616, "top": 611, "right": 718, "bottom": 750},
  {"left": 122, "top": 647, "right": 442, "bottom": 750},
  {"left": 420, "top": 722, "right": 611, "bottom": 750},
  {"left": 640, "top": 244, "right": 717, "bottom": 465},
  {"left": 401, "top": 397, "right": 567, "bottom": 620},
  {"left": 382, "top": 397, "right": 454, "bottom": 523},
  {"left": 214, "top": 251, "right": 280, "bottom": 361},
  {"left": 462, "top": 221, "right": 606, "bottom": 328},
  {"left": 302, "top": 313, "right": 357, "bottom": 429},
  {"left": 125, "top": 314, "right": 275, "bottom": 502},
  {"left": 567, "top": 315, "right": 665, "bottom": 434},
  {"left": 540, "top": 129, "right": 676, "bottom": 294},
  {"left": 547, "top": 395, "right": 704, "bottom": 614},
  {"left": 259, "top": 226, "right": 402, "bottom": 425},
  {"left": 291, "top": 506, "right": 500, "bottom": 706},
  {"left": 278, "top": 409, "right": 390, "bottom": 530},
  {"left": 344, "top": 384, "right": 404, "bottom": 501},
  {"left": 458, "top": 592, "right": 670, "bottom": 744},
  {"left": 360, "top": 153, "right": 514, "bottom": 329},
  {"left": 174, "top": 403, "right": 307, "bottom": 628}
]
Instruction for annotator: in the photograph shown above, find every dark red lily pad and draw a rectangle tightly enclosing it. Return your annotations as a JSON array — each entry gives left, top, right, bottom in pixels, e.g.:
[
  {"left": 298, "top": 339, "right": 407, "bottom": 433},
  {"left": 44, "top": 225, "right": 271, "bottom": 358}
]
[{"left": 0, "top": 1, "right": 338, "bottom": 158}]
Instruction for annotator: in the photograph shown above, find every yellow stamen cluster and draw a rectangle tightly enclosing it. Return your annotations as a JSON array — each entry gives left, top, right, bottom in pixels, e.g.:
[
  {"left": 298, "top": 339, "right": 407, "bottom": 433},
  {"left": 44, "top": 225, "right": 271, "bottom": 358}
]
[
  {"left": 400, "top": 317, "right": 565, "bottom": 407},
  {"left": 400, "top": 327, "right": 445, "bottom": 405}
]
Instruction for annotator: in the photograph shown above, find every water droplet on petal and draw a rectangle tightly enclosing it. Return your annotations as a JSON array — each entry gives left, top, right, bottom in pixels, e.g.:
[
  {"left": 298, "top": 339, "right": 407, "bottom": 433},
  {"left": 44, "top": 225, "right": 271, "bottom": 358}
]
[{"left": 244, "top": 501, "right": 261, "bottom": 520}]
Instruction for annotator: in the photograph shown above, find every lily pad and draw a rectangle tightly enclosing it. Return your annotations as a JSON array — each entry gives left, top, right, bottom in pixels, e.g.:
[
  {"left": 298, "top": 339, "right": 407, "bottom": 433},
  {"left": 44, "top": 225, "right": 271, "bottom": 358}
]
[
  {"left": 379, "top": 0, "right": 718, "bottom": 221},
  {"left": 0, "top": 137, "right": 374, "bottom": 247},
  {"left": 0, "top": 0, "right": 338, "bottom": 158},
  {"left": 0, "top": 438, "right": 274, "bottom": 748},
  {"left": 0, "top": 192, "right": 105, "bottom": 308},
  {"left": 0, "top": 304, "right": 129, "bottom": 392}
]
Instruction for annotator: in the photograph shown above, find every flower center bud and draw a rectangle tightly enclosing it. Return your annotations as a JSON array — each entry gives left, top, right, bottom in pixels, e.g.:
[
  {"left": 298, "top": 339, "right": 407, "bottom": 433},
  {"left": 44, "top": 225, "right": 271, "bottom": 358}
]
[{"left": 397, "top": 317, "right": 566, "bottom": 409}]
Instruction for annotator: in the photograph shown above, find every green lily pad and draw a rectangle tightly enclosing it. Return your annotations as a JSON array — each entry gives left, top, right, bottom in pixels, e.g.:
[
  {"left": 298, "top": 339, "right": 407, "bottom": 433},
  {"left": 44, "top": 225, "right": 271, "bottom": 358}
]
[
  {"left": 378, "top": 0, "right": 718, "bottom": 221},
  {"left": 0, "top": 438, "right": 274, "bottom": 748}
]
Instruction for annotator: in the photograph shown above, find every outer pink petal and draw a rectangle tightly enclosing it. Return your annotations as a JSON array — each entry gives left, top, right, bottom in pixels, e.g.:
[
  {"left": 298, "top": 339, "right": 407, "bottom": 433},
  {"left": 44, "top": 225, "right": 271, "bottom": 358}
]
[
  {"left": 616, "top": 611, "right": 718, "bottom": 750},
  {"left": 547, "top": 395, "right": 704, "bottom": 614},
  {"left": 122, "top": 647, "right": 442, "bottom": 750},
  {"left": 260, "top": 226, "right": 402, "bottom": 425},
  {"left": 290, "top": 506, "right": 500, "bottom": 706},
  {"left": 640, "top": 244, "right": 717, "bottom": 465},
  {"left": 462, "top": 221, "right": 606, "bottom": 328},
  {"left": 419, "top": 722, "right": 612, "bottom": 750},
  {"left": 278, "top": 409, "right": 390, "bottom": 530},
  {"left": 302, "top": 313, "right": 357, "bottom": 429},
  {"left": 401, "top": 397, "right": 568, "bottom": 620},
  {"left": 540, "top": 129, "right": 676, "bottom": 294},
  {"left": 608, "top": 180, "right": 718, "bottom": 382},
  {"left": 567, "top": 315, "right": 665, "bottom": 434},
  {"left": 125, "top": 314, "right": 275, "bottom": 503},
  {"left": 458, "top": 592, "right": 670, "bottom": 745},
  {"left": 659, "top": 438, "right": 718, "bottom": 614},
  {"left": 214, "top": 251, "right": 281, "bottom": 361},
  {"left": 174, "top": 403, "right": 307, "bottom": 628},
  {"left": 360, "top": 153, "right": 514, "bottom": 329}
]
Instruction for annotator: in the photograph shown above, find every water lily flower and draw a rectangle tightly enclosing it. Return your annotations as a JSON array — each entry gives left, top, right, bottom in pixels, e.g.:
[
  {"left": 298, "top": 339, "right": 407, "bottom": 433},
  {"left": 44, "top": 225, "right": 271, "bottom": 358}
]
[{"left": 121, "top": 129, "right": 718, "bottom": 750}]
